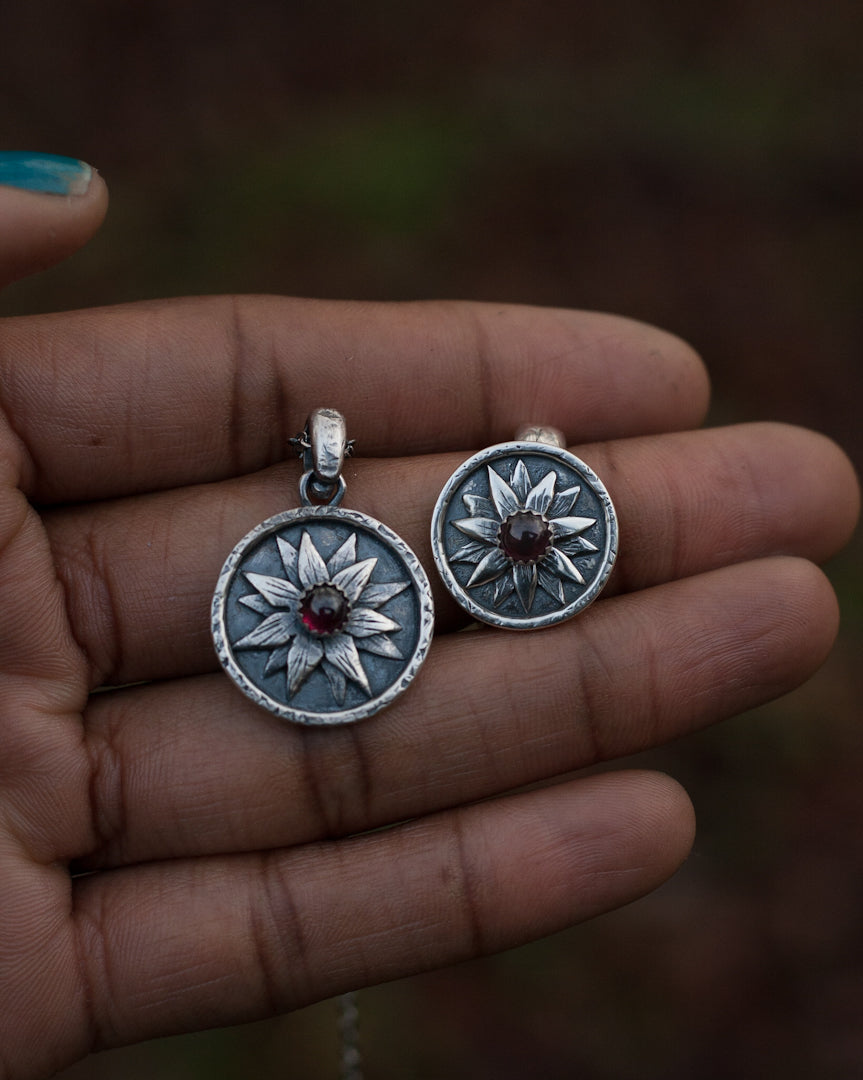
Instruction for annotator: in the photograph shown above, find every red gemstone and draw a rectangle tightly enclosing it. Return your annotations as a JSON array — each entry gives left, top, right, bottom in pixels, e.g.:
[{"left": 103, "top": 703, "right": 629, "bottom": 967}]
[
  {"left": 300, "top": 585, "right": 349, "bottom": 636},
  {"left": 498, "top": 511, "right": 551, "bottom": 564}
]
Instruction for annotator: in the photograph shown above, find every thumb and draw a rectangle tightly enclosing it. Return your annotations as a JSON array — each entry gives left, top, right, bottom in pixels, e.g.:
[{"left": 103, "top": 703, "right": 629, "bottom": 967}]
[{"left": 0, "top": 151, "right": 108, "bottom": 289}]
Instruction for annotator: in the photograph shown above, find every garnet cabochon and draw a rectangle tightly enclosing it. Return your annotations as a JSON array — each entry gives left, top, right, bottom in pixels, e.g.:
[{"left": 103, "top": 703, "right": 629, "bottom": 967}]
[
  {"left": 498, "top": 510, "right": 551, "bottom": 564},
  {"left": 300, "top": 585, "right": 350, "bottom": 636}
]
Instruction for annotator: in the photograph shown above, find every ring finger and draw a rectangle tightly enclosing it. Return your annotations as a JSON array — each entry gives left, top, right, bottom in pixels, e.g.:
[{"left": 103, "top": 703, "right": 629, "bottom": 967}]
[{"left": 76, "top": 554, "right": 838, "bottom": 868}]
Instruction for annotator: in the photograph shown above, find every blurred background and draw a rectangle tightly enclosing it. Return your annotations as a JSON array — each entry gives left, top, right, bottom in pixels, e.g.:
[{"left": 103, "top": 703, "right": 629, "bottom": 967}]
[{"left": 2, "top": 0, "right": 861, "bottom": 1076}]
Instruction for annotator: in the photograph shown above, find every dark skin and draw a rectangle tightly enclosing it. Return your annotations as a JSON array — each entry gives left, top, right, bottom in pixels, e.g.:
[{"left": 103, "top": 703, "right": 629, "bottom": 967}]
[{"left": 0, "top": 173, "right": 858, "bottom": 1080}]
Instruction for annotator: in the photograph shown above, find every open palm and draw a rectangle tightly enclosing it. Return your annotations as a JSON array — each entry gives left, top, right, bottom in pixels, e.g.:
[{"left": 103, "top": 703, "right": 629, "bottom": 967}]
[{"left": 0, "top": 173, "right": 857, "bottom": 1080}]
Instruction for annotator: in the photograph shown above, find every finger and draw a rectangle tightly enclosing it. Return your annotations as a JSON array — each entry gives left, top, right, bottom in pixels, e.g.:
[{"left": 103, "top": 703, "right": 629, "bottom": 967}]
[
  {"left": 0, "top": 478, "right": 90, "bottom": 861},
  {"left": 78, "top": 556, "right": 835, "bottom": 867},
  {"left": 0, "top": 153, "right": 108, "bottom": 289},
  {"left": 48, "top": 422, "right": 858, "bottom": 687},
  {"left": 0, "top": 298, "right": 708, "bottom": 500},
  {"left": 71, "top": 771, "right": 694, "bottom": 1051}
]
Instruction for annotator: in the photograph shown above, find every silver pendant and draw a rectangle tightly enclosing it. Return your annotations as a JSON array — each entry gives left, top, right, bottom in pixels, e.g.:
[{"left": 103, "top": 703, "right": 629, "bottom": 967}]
[
  {"left": 213, "top": 409, "right": 434, "bottom": 725},
  {"left": 430, "top": 425, "right": 618, "bottom": 630}
]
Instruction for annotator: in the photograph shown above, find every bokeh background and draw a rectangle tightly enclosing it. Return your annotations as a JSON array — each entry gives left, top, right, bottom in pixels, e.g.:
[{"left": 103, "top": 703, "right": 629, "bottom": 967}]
[{"left": 2, "top": 1, "right": 862, "bottom": 1076}]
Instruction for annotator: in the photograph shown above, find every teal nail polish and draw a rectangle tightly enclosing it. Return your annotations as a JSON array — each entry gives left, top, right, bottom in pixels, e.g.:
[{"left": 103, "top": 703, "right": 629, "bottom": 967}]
[{"left": 0, "top": 151, "right": 93, "bottom": 196}]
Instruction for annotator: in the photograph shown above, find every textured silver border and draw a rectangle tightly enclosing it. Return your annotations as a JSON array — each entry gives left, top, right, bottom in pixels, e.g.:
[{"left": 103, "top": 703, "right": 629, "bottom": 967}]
[
  {"left": 430, "top": 441, "right": 618, "bottom": 630},
  {"left": 213, "top": 505, "right": 435, "bottom": 724}
]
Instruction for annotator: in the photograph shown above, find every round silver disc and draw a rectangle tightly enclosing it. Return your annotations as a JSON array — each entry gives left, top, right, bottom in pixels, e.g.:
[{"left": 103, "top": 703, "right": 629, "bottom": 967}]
[
  {"left": 213, "top": 506, "right": 434, "bottom": 724},
  {"left": 431, "top": 441, "right": 618, "bottom": 630}
]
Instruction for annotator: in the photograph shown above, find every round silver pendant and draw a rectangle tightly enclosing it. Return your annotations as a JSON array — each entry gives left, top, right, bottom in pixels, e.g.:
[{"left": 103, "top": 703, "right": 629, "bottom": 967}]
[
  {"left": 213, "top": 505, "right": 434, "bottom": 725},
  {"left": 431, "top": 441, "right": 618, "bottom": 630}
]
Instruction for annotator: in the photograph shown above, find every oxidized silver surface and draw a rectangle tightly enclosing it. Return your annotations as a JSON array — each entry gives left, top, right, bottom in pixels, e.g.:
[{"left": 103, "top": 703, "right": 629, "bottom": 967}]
[
  {"left": 431, "top": 441, "right": 618, "bottom": 630},
  {"left": 214, "top": 409, "right": 433, "bottom": 725},
  {"left": 213, "top": 505, "right": 434, "bottom": 724}
]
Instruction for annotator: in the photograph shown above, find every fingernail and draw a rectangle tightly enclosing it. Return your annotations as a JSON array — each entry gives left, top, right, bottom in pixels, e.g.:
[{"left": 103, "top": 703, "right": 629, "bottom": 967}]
[{"left": 0, "top": 151, "right": 93, "bottom": 196}]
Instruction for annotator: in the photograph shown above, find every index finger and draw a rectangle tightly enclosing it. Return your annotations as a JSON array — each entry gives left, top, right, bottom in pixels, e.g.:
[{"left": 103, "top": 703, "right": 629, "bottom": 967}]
[{"left": 0, "top": 297, "right": 709, "bottom": 501}]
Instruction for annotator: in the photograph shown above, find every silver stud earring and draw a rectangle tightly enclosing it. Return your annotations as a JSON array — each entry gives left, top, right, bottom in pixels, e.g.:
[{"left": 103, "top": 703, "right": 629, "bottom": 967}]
[
  {"left": 430, "top": 425, "right": 618, "bottom": 629},
  {"left": 213, "top": 409, "right": 434, "bottom": 724}
]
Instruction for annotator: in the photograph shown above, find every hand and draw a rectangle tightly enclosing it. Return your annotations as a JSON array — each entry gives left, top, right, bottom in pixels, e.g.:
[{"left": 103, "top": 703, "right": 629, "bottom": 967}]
[{"left": 0, "top": 165, "right": 857, "bottom": 1080}]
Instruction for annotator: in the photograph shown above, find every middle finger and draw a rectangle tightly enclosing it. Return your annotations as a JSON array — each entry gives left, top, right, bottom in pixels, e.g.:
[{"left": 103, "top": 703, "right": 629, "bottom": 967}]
[{"left": 47, "top": 422, "right": 855, "bottom": 687}]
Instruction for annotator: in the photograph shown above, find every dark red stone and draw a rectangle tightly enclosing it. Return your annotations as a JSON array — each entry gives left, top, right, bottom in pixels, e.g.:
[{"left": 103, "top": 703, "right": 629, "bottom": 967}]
[
  {"left": 498, "top": 511, "right": 551, "bottom": 564},
  {"left": 300, "top": 585, "right": 349, "bottom": 636}
]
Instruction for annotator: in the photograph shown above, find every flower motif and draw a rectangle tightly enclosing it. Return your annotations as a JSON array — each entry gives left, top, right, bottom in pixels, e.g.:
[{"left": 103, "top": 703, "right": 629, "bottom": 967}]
[
  {"left": 450, "top": 460, "right": 597, "bottom": 612},
  {"left": 234, "top": 530, "right": 407, "bottom": 704}
]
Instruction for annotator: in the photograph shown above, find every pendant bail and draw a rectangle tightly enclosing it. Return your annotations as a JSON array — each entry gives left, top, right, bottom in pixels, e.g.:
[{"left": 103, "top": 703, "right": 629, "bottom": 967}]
[
  {"left": 297, "top": 408, "right": 350, "bottom": 506},
  {"left": 308, "top": 407, "right": 348, "bottom": 484},
  {"left": 514, "top": 423, "right": 566, "bottom": 448}
]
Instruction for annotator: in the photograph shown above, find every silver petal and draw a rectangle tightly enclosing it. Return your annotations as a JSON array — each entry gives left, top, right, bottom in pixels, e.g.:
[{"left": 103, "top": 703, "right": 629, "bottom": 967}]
[
  {"left": 537, "top": 562, "right": 565, "bottom": 604},
  {"left": 492, "top": 576, "right": 515, "bottom": 608},
  {"left": 235, "top": 610, "right": 298, "bottom": 650},
  {"left": 331, "top": 556, "right": 377, "bottom": 604},
  {"left": 325, "top": 665, "right": 347, "bottom": 706},
  {"left": 264, "top": 644, "right": 291, "bottom": 677},
  {"left": 239, "top": 593, "right": 273, "bottom": 615},
  {"left": 450, "top": 539, "right": 491, "bottom": 563},
  {"left": 462, "top": 493, "right": 496, "bottom": 518},
  {"left": 466, "top": 547, "right": 510, "bottom": 588},
  {"left": 525, "top": 469, "right": 557, "bottom": 515},
  {"left": 358, "top": 633, "right": 404, "bottom": 660},
  {"left": 453, "top": 516, "right": 501, "bottom": 544},
  {"left": 510, "top": 460, "right": 532, "bottom": 502},
  {"left": 360, "top": 580, "right": 409, "bottom": 608},
  {"left": 323, "top": 634, "right": 371, "bottom": 695},
  {"left": 547, "top": 546, "right": 586, "bottom": 585},
  {"left": 326, "top": 534, "right": 357, "bottom": 577},
  {"left": 548, "top": 485, "right": 581, "bottom": 518},
  {"left": 559, "top": 535, "right": 599, "bottom": 554},
  {"left": 277, "top": 536, "right": 299, "bottom": 578},
  {"left": 286, "top": 634, "right": 325, "bottom": 695},
  {"left": 513, "top": 562, "right": 538, "bottom": 612},
  {"left": 551, "top": 515, "right": 596, "bottom": 538},
  {"left": 488, "top": 466, "right": 521, "bottom": 519},
  {"left": 244, "top": 572, "right": 302, "bottom": 607},
  {"left": 347, "top": 607, "right": 402, "bottom": 637},
  {"left": 298, "top": 531, "right": 329, "bottom": 589}
]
